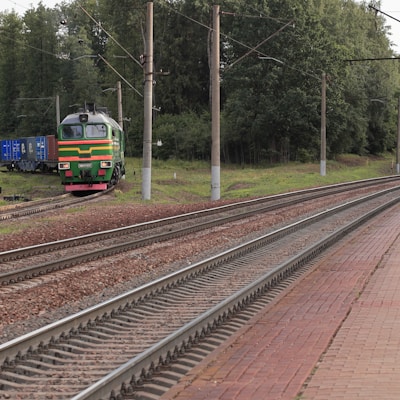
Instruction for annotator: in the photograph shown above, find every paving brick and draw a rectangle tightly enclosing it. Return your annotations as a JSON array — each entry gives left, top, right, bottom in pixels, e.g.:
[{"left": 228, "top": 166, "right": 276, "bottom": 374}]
[{"left": 160, "top": 205, "right": 400, "bottom": 400}]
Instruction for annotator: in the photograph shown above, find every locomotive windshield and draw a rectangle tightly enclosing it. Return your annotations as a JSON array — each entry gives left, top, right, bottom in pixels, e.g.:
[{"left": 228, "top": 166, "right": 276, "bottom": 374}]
[
  {"left": 61, "top": 124, "right": 108, "bottom": 139},
  {"left": 62, "top": 125, "right": 83, "bottom": 139},
  {"left": 86, "top": 124, "right": 107, "bottom": 138}
]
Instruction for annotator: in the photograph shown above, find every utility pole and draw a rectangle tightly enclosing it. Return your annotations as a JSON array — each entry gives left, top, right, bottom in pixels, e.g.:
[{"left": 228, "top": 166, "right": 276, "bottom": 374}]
[
  {"left": 211, "top": 5, "right": 221, "bottom": 201},
  {"left": 142, "top": 2, "right": 153, "bottom": 200},
  {"left": 56, "top": 95, "right": 60, "bottom": 127},
  {"left": 320, "top": 72, "right": 326, "bottom": 176},
  {"left": 117, "top": 81, "right": 123, "bottom": 129}
]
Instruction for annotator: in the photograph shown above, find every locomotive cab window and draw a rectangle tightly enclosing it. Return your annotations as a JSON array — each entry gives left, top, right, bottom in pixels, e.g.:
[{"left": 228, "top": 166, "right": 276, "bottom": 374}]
[
  {"left": 86, "top": 124, "right": 107, "bottom": 138},
  {"left": 62, "top": 125, "right": 83, "bottom": 139}
]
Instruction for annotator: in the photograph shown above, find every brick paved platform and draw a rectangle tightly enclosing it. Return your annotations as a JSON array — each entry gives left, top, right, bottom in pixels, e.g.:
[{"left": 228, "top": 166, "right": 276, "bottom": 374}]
[{"left": 160, "top": 204, "right": 400, "bottom": 400}]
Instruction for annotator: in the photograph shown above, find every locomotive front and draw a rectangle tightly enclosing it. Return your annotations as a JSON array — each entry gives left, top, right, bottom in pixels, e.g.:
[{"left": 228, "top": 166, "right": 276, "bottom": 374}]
[{"left": 58, "top": 107, "right": 125, "bottom": 192}]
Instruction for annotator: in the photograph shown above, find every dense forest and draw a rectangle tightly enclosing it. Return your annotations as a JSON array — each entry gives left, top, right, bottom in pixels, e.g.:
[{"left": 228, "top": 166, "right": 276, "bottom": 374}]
[{"left": 0, "top": 0, "right": 399, "bottom": 164}]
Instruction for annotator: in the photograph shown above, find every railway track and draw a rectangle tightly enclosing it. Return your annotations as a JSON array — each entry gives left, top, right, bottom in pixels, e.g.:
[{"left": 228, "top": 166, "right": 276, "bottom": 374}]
[
  {"left": 0, "top": 187, "right": 114, "bottom": 221},
  {"left": 1, "top": 184, "right": 400, "bottom": 399},
  {"left": 1, "top": 176, "right": 399, "bottom": 286}
]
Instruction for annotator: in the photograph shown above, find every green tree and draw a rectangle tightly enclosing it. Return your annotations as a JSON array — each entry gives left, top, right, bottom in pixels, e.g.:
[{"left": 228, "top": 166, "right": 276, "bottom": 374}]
[
  {"left": 0, "top": 0, "right": 399, "bottom": 164},
  {"left": 153, "top": 111, "right": 211, "bottom": 161},
  {"left": 0, "top": 12, "right": 24, "bottom": 134},
  {"left": 16, "top": 4, "right": 61, "bottom": 136}
]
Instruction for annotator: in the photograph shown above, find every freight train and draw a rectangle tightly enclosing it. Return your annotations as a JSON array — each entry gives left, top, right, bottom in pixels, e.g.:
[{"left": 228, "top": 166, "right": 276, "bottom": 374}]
[
  {"left": 57, "top": 104, "right": 126, "bottom": 192},
  {"left": 0, "top": 135, "right": 58, "bottom": 172},
  {"left": 1, "top": 104, "right": 126, "bottom": 193}
]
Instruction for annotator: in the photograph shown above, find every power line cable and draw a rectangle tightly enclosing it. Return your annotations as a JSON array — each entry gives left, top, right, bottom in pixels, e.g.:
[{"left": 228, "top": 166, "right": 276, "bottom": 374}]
[
  {"left": 97, "top": 54, "right": 143, "bottom": 97},
  {"left": 369, "top": 4, "right": 400, "bottom": 24},
  {"left": 77, "top": 2, "right": 143, "bottom": 69},
  {"left": 1, "top": 3, "right": 144, "bottom": 97},
  {"left": 157, "top": 0, "right": 290, "bottom": 63},
  {"left": 0, "top": 31, "right": 62, "bottom": 58},
  {"left": 157, "top": 0, "right": 321, "bottom": 80},
  {"left": 224, "top": 19, "right": 295, "bottom": 71},
  {"left": 3, "top": 0, "right": 29, "bottom": 13}
]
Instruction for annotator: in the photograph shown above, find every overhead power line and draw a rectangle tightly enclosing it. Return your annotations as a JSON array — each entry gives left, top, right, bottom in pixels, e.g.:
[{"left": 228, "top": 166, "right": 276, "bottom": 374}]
[
  {"left": 369, "top": 4, "right": 400, "bottom": 24},
  {"left": 77, "top": 3, "right": 143, "bottom": 69},
  {"left": 97, "top": 54, "right": 143, "bottom": 97},
  {"left": 225, "top": 19, "right": 295, "bottom": 71}
]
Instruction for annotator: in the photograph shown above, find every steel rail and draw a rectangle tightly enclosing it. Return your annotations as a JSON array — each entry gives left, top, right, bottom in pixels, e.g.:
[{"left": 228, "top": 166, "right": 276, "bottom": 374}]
[
  {"left": 1, "top": 176, "right": 399, "bottom": 262},
  {"left": 0, "top": 187, "right": 113, "bottom": 221},
  {"left": 72, "top": 192, "right": 400, "bottom": 400},
  {"left": 0, "top": 194, "right": 71, "bottom": 220},
  {"left": 0, "top": 184, "right": 395, "bottom": 284},
  {"left": 1, "top": 177, "right": 399, "bottom": 286},
  {"left": 1, "top": 186, "right": 399, "bottom": 370}
]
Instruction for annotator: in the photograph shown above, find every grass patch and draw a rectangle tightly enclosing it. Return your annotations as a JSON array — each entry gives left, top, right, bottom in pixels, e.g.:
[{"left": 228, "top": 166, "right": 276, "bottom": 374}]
[
  {"left": 0, "top": 154, "right": 396, "bottom": 205},
  {"left": 64, "top": 206, "right": 87, "bottom": 214},
  {"left": 0, "top": 171, "right": 63, "bottom": 205},
  {"left": 0, "top": 221, "right": 32, "bottom": 235}
]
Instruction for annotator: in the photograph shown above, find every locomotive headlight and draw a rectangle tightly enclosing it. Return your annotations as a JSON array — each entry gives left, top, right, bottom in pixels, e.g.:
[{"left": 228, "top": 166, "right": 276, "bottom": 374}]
[
  {"left": 100, "top": 161, "right": 112, "bottom": 168},
  {"left": 58, "top": 162, "right": 70, "bottom": 170}
]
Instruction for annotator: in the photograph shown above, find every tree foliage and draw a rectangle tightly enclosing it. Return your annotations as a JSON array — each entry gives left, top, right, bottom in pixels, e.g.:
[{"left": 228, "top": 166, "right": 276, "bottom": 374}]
[{"left": 0, "top": 0, "right": 399, "bottom": 163}]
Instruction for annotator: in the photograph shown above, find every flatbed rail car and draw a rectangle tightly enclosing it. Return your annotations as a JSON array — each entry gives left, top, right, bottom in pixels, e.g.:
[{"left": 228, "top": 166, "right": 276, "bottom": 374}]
[
  {"left": 0, "top": 135, "right": 58, "bottom": 172},
  {"left": 57, "top": 105, "right": 126, "bottom": 192}
]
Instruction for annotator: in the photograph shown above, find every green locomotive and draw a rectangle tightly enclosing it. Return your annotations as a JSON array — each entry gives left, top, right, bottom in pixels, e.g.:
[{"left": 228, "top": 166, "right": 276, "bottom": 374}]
[{"left": 58, "top": 104, "right": 125, "bottom": 192}]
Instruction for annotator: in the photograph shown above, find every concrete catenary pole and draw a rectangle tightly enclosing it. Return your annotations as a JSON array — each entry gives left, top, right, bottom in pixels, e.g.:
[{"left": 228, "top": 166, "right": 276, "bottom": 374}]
[
  {"left": 117, "top": 81, "right": 123, "bottom": 130},
  {"left": 56, "top": 94, "right": 60, "bottom": 127},
  {"left": 211, "top": 5, "right": 221, "bottom": 201},
  {"left": 320, "top": 72, "right": 326, "bottom": 176},
  {"left": 142, "top": 2, "right": 153, "bottom": 200}
]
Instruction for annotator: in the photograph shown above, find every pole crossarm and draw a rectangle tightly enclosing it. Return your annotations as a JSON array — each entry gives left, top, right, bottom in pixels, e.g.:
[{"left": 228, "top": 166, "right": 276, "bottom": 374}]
[
  {"left": 345, "top": 57, "right": 400, "bottom": 63},
  {"left": 17, "top": 97, "right": 54, "bottom": 100}
]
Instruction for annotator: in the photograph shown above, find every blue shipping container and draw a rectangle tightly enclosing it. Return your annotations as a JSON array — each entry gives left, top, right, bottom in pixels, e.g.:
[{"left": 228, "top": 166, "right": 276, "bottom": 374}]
[
  {"left": 20, "top": 138, "right": 28, "bottom": 160},
  {"left": 1, "top": 139, "right": 21, "bottom": 161},
  {"left": 22, "top": 136, "right": 47, "bottom": 161},
  {"left": 35, "top": 136, "right": 47, "bottom": 161}
]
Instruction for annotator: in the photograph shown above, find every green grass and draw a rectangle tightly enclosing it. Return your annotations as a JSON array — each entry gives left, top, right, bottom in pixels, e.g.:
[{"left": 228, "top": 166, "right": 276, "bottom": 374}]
[
  {"left": 115, "top": 153, "right": 396, "bottom": 203},
  {"left": 0, "top": 220, "right": 32, "bottom": 235},
  {"left": 0, "top": 153, "right": 396, "bottom": 206},
  {"left": 0, "top": 171, "right": 63, "bottom": 205}
]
